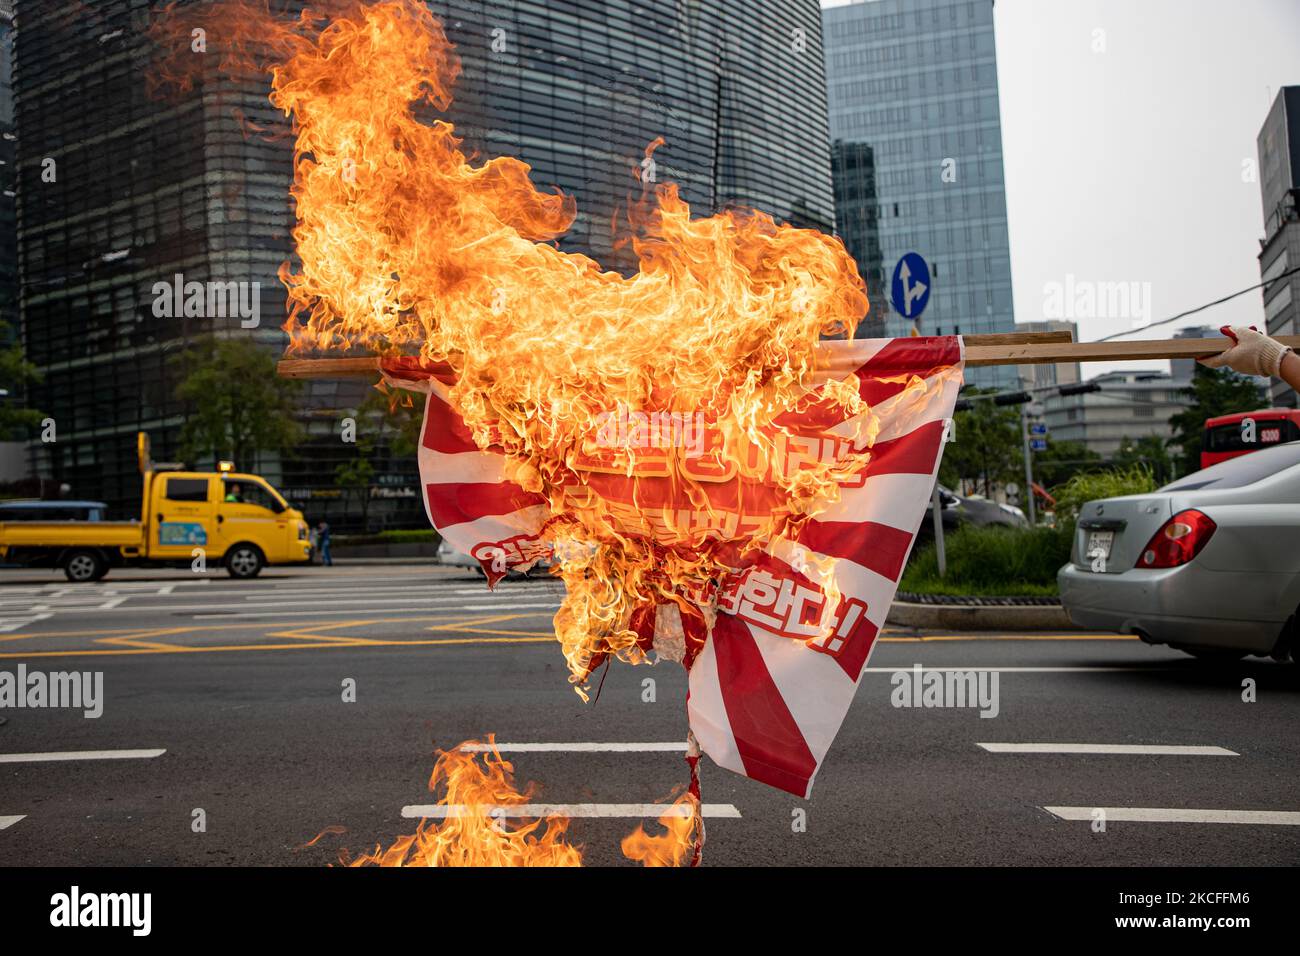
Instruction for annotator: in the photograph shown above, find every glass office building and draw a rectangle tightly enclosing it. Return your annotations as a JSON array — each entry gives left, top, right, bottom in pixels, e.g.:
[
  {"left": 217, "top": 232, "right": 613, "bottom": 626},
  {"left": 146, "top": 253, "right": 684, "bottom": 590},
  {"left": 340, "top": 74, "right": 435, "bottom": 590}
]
[
  {"left": 15, "top": 0, "right": 835, "bottom": 529},
  {"left": 0, "top": 0, "right": 16, "bottom": 337},
  {"left": 1257, "top": 86, "right": 1300, "bottom": 409},
  {"left": 824, "top": 0, "right": 1017, "bottom": 387}
]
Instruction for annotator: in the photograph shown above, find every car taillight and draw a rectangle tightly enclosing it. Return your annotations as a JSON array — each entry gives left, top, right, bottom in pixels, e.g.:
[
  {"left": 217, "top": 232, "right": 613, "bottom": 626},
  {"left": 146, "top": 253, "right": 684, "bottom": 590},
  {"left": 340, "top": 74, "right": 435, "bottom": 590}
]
[{"left": 1136, "top": 509, "right": 1216, "bottom": 568}]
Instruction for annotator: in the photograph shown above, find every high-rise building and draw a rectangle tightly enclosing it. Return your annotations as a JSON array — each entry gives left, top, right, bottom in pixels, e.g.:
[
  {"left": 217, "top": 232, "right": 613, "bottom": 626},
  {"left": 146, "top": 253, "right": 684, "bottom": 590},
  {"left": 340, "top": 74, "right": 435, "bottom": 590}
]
[
  {"left": 1041, "top": 369, "right": 1189, "bottom": 460},
  {"left": 0, "top": 0, "right": 14, "bottom": 337},
  {"left": 823, "top": 0, "right": 1017, "bottom": 387},
  {"left": 1257, "top": 86, "right": 1300, "bottom": 409},
  {"left": 15, "top": 0, "right": 835, "bottom": 529},
  {"left": 1016, "top": 319, "right": 1079, "bottom": 392}
]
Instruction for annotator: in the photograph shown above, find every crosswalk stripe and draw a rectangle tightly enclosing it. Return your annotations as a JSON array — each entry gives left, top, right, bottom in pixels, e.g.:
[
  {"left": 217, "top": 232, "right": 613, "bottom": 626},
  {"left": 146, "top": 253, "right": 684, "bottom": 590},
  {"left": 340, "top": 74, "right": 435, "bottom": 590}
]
[
  {"left": 459, "top": 742, "right": 685, "bottom": 753},
  {"left": 0, "top": 748, "right": 166, "bottom": 763},
  {"left": 979, "top": 743, "right": 1238, "bottom": 756},
  {"left": 0, "top": 815, "right": 25, "bottom": 830},
  {"left": 402, "top": 803, "right": 741, "bottom": 819},
  {"left": 1044, "top": 806, "right": 1300, "bottom": 825}
]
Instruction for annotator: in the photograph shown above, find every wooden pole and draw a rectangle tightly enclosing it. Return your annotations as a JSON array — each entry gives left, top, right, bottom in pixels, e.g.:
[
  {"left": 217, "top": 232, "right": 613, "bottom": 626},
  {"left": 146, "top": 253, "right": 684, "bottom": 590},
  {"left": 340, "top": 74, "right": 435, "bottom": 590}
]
[{"left": 275, "top": 331, "right": 1300, "bottom": 379}]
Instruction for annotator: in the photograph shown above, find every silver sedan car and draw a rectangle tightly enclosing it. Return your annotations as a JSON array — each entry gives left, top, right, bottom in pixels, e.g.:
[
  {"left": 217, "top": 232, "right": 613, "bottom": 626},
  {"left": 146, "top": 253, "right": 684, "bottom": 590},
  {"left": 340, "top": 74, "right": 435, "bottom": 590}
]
[{"left": 1058, "top": 441, "right": 1300, "bottom": 660}]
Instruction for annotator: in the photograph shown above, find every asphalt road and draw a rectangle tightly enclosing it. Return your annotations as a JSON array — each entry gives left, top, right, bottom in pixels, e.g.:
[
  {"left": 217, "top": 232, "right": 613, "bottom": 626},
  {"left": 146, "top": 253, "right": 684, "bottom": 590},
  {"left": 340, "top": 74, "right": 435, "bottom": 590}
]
[{"left": 1, "top": 563, "right": 1297, "bottom": 866}]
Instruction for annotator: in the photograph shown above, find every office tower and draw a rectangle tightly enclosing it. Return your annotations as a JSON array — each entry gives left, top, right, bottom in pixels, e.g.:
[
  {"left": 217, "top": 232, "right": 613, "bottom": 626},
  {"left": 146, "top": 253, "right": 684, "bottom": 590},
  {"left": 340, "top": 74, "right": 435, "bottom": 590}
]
[
  {"left": 824, "top": 0, "right": 1017, "bottom": 387},
  {"left": 15, "top": 0, "right": 836, "bottom": 528},
  {"left": 1257, "top": 86, "right": 1300, "bottom": 409}
]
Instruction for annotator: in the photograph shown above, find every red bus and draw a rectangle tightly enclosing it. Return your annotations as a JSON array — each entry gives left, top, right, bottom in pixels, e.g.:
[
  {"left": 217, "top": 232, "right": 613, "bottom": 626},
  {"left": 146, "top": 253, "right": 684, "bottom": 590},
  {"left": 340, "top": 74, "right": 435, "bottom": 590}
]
[{"left": 1201, "top": 408, "right": 1300, "bottom": 469}]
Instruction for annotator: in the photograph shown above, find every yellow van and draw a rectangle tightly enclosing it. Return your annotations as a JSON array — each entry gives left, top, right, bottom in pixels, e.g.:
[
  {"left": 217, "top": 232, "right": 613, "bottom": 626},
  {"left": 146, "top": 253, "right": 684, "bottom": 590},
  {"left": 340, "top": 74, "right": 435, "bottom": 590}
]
[{"left": 0, "top": 433, "right": 312, "bottom": 581}]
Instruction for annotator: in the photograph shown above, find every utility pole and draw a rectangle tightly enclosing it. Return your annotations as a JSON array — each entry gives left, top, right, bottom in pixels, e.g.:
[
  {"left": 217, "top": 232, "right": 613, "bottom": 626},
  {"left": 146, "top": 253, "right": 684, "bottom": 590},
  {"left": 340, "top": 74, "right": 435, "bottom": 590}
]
[{"left": 930, "top": 482, "right": 947, "bottom": 577}]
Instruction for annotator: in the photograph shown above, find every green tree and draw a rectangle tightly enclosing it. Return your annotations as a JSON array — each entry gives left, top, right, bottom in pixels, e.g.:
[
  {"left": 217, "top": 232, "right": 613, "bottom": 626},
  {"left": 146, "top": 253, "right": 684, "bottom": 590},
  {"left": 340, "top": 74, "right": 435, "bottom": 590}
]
[
  {"left": 333, "top": 387, "right": 425, "bottom": 530},
  {"left": 0, "top": 318, "right": 43, "bottom": 440},
  {"left": 1113, "top": 434, "right": 1173, "bottom": 486},
  {"left": 172, "top": 337, "right": 302, "bottom": 469},
  {"left": 1032, "top": 439, "right": 1101, "bottom": 490},
  {"left": 1167, "top": 365, "right": 1265, "bottom": 476},
  {"left": 334, "top": 453, "right": 376, "bottom": 529},
  {"left": 356, "top": 386, "right": 422, "bottom": 457},
  {"left": 938, "top": 390, "right": 1022, "bottom": 496}
]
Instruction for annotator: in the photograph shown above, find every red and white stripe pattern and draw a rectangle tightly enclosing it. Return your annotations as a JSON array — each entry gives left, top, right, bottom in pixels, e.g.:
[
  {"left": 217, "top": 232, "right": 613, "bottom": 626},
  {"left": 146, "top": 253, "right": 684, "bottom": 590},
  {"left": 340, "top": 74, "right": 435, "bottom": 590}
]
[{"left": 383, "top": 336, "right": 964, "bottom": 797}]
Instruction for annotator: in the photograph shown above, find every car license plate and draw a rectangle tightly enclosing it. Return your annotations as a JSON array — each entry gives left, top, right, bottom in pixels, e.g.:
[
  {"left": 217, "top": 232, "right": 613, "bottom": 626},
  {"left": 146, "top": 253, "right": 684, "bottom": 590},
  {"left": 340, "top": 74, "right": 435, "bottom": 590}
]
[{"left": 1086, "top": 530, "right": 1114, "bottom": 563}]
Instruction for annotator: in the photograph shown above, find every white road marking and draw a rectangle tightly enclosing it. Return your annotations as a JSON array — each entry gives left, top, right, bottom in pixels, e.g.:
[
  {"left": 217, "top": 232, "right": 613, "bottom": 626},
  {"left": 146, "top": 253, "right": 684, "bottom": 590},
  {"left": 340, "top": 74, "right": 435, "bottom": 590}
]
[
  {"left": 459, "top": 602, "right": 563, "bottom": 612},
  {"left": 452, "top": 587, "right": 565, "bottom": 596},
  {"left": 191, "top": 602, "right": 561, "bottom": 620},
  {"left": 402, "top": 803, "right": 741, "bottom": 819},
  {"left": 1044, "top": 806, "right": 1300, "bottom": 825},
  {"left": 0, "top": 613, "right": 52, "bottom": 633},
  {"left": 979, "top": 743, "right": 1238, "bottom": 756},
  {"left": 0, "top": 748, "right": 166, "bottom": 764},
  {"left": 862, "top": 666, "right": 1165, "bottom": 673},
  {"left": 0, "top": 815, "right": 25, "bottom": 830},
  {"left": 27, "top": 594, "right": 563, "bottom": 617},
  {"left": 460, "top": 742, "right": 685, "bottom": 753}
]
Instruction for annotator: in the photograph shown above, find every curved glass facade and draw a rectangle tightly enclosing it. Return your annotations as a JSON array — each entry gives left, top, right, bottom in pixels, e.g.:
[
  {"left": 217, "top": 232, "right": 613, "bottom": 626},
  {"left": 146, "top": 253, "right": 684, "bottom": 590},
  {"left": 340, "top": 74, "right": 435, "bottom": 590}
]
[{"left": 15, "top": 0, "right": 835, "bottom": 529}]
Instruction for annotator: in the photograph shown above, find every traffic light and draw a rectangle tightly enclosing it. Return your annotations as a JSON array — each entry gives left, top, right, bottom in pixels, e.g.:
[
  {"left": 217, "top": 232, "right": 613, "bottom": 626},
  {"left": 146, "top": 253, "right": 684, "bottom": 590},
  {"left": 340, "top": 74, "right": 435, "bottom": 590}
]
[
  {"left": 1058, "top": 382, "right": 1102, "bottom": 396},
  {"left": 993, "top": 391, "right": 1032, "bottom": 406}
]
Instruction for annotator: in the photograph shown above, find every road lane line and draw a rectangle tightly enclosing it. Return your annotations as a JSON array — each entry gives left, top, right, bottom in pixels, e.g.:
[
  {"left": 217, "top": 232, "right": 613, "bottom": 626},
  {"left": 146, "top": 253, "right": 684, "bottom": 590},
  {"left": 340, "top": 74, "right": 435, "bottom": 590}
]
[
  {"left": 0, "top": 749, "right": 166, "bottom": 763},
  {"left": 862, "top": 666, "right": 1166, "bottom": 673},
  {"left": 402, "top": 803, "right": 741, "bottom": 819},
  {"left": 980, "top": 743, "right": 1238, "bottom": 756},
  {"left": 1044, "top": 807, "right": 1300, "bottom": 825},
  {"left": 459, "top": 742, "right": 685, "bottom": 753},
  {"left": 193, "top": 602, "right": 561, "bottom": 620},
  {"left": 0, "top": 815, "right": 25, "bottom": 830},
  {"left": 0, "top": 614, "right": 52, "bottom": 633},
  {"left": 39, "top": 595, "right": 564, "bottom": 616}
]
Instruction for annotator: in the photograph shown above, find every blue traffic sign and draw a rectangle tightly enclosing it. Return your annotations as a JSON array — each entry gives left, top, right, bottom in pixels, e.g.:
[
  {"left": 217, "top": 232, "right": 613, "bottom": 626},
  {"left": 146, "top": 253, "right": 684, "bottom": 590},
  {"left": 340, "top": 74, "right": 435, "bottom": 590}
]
[
  {"left": 890, "top": 252, "right": 931, "bottom": 320},
  {"left": 1029, "top": 423, "right": 1048, "bottom": 437},
  {"left": 1030, "top": 438, "right": 1048, "bottom": 452}
]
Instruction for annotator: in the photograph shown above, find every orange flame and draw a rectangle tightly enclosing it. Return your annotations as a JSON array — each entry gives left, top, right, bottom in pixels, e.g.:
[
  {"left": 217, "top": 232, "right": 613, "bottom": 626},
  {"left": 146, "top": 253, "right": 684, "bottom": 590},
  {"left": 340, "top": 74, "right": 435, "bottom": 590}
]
[
  {"left": 343, "top": 739, "right": 583, "bottom": 867},
  {"left": 152, "top": 0, "right": 873, "bottom": 696},
  {"left": 620, "top": 791, "right": 702, "bottom": 867}
]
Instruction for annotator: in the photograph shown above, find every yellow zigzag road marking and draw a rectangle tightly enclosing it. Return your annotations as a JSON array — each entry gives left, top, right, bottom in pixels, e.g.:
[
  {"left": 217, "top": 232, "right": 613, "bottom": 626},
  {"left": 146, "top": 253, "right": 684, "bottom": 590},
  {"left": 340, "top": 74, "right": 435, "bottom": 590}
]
[{"left": 0, "top": 607, "right": 1124, "bottom": 659}]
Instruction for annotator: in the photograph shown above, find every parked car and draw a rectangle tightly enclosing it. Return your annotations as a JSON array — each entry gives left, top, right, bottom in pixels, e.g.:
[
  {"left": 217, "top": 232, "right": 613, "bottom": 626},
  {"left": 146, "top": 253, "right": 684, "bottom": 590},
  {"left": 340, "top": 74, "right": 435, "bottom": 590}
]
[
  {"left": 436, "top": 537, "right": 481, "bottom": 572},
  {"left": 1058, "top": 441, "right": 1300, "bottom": 660},
  {"left": 915, "top": 485, "right": 1029, "bottom": 542}
]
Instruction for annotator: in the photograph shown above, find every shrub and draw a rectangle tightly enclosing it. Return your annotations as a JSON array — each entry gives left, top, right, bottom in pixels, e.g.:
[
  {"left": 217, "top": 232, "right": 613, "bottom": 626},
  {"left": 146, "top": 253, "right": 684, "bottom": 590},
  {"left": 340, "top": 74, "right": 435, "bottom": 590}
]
[
  {"left": 900, "top": 464, "right": 1159, "bottom": 597},
  {"left": 1051, "top": 464, "right": 1156, "bottom": 527},
  {"left": 901, "top": 524, "right": 1069, "bottom": 596}
]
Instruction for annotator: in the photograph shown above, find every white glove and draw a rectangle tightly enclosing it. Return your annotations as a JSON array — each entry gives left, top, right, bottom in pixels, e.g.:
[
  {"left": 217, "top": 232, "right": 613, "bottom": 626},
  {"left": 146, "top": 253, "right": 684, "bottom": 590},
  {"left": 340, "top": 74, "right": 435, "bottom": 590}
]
[{"left": 1199, "top": 325, "right": 1292, "bottom": 378}]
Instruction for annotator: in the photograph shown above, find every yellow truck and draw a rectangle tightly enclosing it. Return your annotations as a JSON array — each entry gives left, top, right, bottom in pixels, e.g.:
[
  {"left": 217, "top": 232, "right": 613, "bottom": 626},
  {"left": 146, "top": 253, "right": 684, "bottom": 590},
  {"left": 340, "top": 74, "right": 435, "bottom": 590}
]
[{"left": 0, "top": 433, "right": 312, "bottom": 581}]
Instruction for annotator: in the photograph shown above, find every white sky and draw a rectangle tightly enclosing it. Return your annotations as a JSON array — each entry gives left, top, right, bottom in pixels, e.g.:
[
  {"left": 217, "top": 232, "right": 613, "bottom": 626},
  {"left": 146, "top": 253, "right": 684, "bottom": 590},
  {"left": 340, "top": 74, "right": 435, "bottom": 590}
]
[{"left": 824, "top": 0, "right": 1300, "bottom": 375}]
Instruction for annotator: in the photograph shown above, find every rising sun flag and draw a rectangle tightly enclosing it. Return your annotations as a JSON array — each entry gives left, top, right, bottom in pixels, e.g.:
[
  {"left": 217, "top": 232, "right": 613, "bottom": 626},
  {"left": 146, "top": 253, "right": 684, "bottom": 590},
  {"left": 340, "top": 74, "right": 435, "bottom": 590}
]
[{"left": 153, "top": 0, "right": 964, "bottom": 853}]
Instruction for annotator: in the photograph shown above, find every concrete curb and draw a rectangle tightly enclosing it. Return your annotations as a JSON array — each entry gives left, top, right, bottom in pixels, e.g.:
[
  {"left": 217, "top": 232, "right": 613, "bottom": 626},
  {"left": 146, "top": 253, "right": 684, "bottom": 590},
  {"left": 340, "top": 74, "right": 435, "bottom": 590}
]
[{"left": 886, "top": 600, "right": 1079, "bottom": 631}]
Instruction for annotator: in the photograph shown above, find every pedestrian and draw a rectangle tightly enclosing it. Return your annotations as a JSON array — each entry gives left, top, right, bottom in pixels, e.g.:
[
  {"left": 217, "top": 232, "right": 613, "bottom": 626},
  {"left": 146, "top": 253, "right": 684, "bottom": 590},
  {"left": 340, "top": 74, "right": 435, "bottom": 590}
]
[
  {"left": 1200, "top": 325, "right": 1300, "bottom": 390},
  {"left": 317, "top": 520, "right": 332, "bottom": 566}
]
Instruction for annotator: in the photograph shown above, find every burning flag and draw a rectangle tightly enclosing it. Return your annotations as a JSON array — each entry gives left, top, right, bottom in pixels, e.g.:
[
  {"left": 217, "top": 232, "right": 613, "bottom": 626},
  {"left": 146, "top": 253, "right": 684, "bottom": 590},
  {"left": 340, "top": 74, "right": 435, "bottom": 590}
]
[
  {"left": 383, "top": 336, "right": 962, "bottom": 797},
  {"left": 153, "top": 0, "right": 964, "bottom": 802}
]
